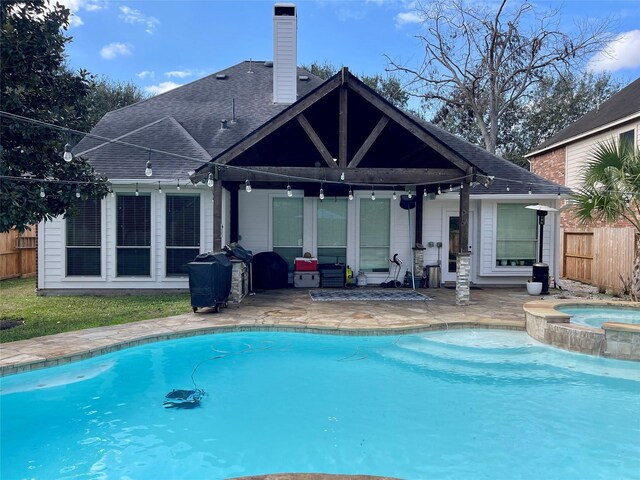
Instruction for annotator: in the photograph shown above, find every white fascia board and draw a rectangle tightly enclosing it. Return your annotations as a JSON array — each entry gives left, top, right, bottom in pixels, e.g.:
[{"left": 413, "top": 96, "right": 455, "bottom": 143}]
[{"left": 525, "top": 112, "right": 640, "bottom": 158}]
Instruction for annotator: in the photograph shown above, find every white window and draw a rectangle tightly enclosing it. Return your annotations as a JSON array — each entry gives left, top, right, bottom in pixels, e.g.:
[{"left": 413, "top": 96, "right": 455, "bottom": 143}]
[
  {"left": 360, "top": 198, "right": 390, "bottom": 272},
  {"left": 317, "top": 199, "right": 347, "bottom": 265},
  {"left": 619, "top": 129, "right": 635, "bottom": 149},
  {"left": 272, "top": 197, "right": 303, "bottom": 271},
  {"left": 496, "top": 204, "right": 537, "bottom": 267},
  {"left": 166, "top": 194, "right": 200, "bottom": 276},
  {"left": 66, "top": 198, "right": 101, "bottom": 276},
  {"left": 117, "top": 193, "right": 151, "bottom": 276}
]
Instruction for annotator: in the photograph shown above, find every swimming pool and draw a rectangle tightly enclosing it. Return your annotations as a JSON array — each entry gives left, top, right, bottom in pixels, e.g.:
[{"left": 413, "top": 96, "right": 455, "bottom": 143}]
[
  {"left": 1, "top": 330, "right": 639, "bottom": 479},
  {"left": 558, "top": 305, "right": 640, "bottom": 328}
]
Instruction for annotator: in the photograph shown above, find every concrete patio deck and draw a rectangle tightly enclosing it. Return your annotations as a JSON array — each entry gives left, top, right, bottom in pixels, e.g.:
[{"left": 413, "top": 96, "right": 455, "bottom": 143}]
[{"left": 0, "top": 287, "right": 531, "bottom": 376}]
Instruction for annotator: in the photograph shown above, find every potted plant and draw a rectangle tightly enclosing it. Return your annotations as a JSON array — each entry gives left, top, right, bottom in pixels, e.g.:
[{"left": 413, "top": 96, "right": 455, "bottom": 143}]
[{"left": 527, "top": 281, "right": 543, "bottom": 295}]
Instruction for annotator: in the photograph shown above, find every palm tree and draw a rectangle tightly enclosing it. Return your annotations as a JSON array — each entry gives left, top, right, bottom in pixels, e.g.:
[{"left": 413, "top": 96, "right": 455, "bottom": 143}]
[{"left": 572, "top": 140, "right": 640, "bottom": 299}]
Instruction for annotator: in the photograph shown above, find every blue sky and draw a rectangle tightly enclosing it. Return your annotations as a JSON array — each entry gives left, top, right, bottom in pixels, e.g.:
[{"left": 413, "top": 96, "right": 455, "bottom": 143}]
[{"left": 61, "top": 0, "right": 640, "bottom": 97}]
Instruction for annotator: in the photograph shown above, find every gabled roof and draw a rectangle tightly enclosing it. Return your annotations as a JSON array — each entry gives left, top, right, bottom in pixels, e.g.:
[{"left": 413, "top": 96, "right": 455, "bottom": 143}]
[
  {"left": 75, "top": 60, "right": 324, "bottom": 180},
  {"left": 528, "top": 77, "right": 640, "bottom": 156},
  {"left": 197, "top": 69, "right": 569, "bottom": 196}
]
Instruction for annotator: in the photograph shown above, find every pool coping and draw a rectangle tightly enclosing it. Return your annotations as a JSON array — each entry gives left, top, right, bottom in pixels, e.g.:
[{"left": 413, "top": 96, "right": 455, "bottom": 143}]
[
  {"left": 523, "top": 299, "right": 640, "bottom": 361},
  {"left": 0, "top": 318, "right": 524, "bottom": 377}
]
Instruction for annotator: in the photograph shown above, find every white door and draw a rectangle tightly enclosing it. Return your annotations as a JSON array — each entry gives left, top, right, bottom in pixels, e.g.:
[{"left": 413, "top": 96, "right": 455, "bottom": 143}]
[{"left": 442, "top": 210, "right": 474, "bottom": 283}]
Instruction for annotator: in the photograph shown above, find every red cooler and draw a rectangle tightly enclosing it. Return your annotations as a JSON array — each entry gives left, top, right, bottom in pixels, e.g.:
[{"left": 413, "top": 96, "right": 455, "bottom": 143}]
[{"left": 295, "top": 257, "right": 318, "bottom": 271}]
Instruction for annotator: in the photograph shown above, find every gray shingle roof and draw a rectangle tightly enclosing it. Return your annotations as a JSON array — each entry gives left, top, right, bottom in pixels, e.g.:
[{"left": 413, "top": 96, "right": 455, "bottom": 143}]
[
  {"left": 75, "top": 61, "right": 324, "bottom": 180},
  {"left": 530, "top": 77, "right": 640, "bottom": 155}
]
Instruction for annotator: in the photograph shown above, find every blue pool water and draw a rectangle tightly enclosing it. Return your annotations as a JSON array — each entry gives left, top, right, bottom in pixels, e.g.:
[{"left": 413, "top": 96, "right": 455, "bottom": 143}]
[
  {"left": 558, "top": 306, "right": 640, "bottom": 328},
  {"left": 1, "top": 330, "right": 639, "bottom": 480}
]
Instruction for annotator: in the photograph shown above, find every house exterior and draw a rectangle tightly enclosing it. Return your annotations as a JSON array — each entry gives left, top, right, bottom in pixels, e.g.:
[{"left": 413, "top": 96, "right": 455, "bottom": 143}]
[
  {"left": 37, "top": 4, "right": 569, "bottom": 301},
  {"left": 527, "top": 78, "right": 640, "bottom": 291}
]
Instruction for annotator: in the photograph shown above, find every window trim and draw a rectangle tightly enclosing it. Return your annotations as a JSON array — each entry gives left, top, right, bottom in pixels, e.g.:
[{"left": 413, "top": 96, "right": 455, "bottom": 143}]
[
  {"left": 164, "top": 192, "right": 202, "bottom": 278},
  {"left": 111, "top": 189, "right": 156, "bottom": 281},
  {"left": 490, "top": 202, "right": 538, "bottom": 274},
  {"left": 62, "top": 198, "right": 106, "bottom": 281}
]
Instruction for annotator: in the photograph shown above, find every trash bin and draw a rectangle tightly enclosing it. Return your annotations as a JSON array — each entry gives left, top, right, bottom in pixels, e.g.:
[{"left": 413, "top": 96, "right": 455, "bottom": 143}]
[
  {"left": 532, "top": 262, "right": 549, "bottom": 295},
  {"left": 188, "top": 253, "right": 232, "bottom": 312},
  {"left": 427, "top": 265, "right": 441, "bottom": 288}
]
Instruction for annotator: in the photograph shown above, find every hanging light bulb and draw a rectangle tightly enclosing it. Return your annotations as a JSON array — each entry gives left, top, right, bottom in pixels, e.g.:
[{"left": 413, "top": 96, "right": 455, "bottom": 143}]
[
  {"left": 63, "top": 143, "right": 73, "bottom": 162},
  {"left": 392, "top": 191, "right": 397, "bottom": 200},
  {"left": 423, "top": 187, "right": 427, "bottom": 197},
  {"left": 207, "top": 172, "right": 214, "bottom": 187},
  {"left": 135, "top": 182, "right": 139, "bottom": 196},
  {"left": 437, "top": 185, "right": 441, "bottom": 195},
  {"left": 348, "top": 188, "right": 354, "bottom": 201},
  {"left": 528, "top": 185, "right": 532, "bottom": 195},
  {"left": 75, "top": 187, "right": 81, "bottom": 198},
  {"left": 460, "top": 182, "right": 464, "bottom": 190},
  {"left": 449, "top": 184, "right": 453, "bottom": 192},
  {"left": 319, "top": 184, "right": 325, "bottom": 200},
  {"left": 287, "top": 183, "right": 292, "bottom": 197},
  {"left": 158, "top": 181, "right": 162, "bottom": 194},
  {"left": 176, "top": 180, "right": 180, "bottom": 191},
  {"left": 145, "top": 152, "right": 153, "bottom": 177},
  {"left": 340, "top": 171, "right": 345, "bottom": 181},
  {"left": 371, "top": 189, "right": 376, "bottom": 201},
  {"left": 245, "top": 179, "right": 252, "bottom": 193},
  {"left": 40, "top": 185, "right": 45, "bottom": 198},
  {"left": 506, "top": 185, "right": 510, "bottom": 192},
  {"left": 408, "top": 190, "right": 412, "bottom": 199}
]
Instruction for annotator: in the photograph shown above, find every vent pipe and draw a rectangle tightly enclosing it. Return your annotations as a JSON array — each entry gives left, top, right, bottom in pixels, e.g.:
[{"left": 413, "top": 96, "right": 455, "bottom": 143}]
[
  {"left": 273, "top": 3, "right": 297, "bottom": 104},
  {"left": 231, "top": 98, "right": 236, "bottom": 124}
]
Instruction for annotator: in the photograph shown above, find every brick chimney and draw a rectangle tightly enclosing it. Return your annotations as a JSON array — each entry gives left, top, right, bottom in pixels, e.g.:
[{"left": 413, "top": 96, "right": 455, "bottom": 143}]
[{"left": 273, "top": 3, "right": 297, "bottom": 104}]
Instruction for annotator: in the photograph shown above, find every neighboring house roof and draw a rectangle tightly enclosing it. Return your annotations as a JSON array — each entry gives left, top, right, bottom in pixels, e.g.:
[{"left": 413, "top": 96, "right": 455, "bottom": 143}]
[
  {"left": 75, "top": 61, "right": 324, "bottom": 180},
  {"left": 528, "top": 77, "right": 640, "bottom": 156}
]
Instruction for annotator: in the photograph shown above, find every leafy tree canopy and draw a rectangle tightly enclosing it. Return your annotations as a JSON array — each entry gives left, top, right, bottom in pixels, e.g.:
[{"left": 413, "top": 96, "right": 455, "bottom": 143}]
[{"left": 0, "top": 0, "right": 143, "bottom": 232}]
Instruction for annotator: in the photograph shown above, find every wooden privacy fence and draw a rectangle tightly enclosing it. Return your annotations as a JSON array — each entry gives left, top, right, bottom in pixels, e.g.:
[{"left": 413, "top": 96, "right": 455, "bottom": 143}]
[
  {"left": 563, "top": 227, "right": 635, "bottom": 291},
  {"left": 0, "top": 227, "right": 37, "bottom": 280}
]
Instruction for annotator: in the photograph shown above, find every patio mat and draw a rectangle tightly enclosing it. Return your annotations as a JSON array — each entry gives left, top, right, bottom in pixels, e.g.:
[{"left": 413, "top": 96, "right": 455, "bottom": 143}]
[{"left": 309, "top": 289, "right": 432, "bottom": 302}]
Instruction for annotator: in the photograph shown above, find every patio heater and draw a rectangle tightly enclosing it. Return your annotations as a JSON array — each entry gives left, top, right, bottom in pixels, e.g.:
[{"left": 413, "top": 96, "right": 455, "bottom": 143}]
[{"left": 525, "top": 204, "right": 558, "bottom": 294}]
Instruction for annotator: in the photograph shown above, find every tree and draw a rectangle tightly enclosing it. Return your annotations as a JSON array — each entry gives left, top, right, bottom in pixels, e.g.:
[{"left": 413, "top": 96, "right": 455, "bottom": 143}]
[
  {"left": 0, "top": 0, "right": 109, "bottom": 233},
  {"left": 431, "top": 72, "right": 621, "bottom": 167},
  {"left": 572, "top": 140, "right": 640, "bottom": 299},
  {"left": 303, "top": 61, "right": 409, "bottom": 110},
  {"left": 81, "top": 75, "right": 147, "bottom": 130},
  {"left": 387, "top": 0, "right": 611, "bottom": 155}
]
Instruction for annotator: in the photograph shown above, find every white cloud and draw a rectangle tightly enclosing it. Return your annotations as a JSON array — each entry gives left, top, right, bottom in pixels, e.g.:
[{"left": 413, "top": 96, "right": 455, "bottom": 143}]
[
  {"left": 165, "top": 70, "right": 193, "bottom": 78},
  {"left": 395, "top": 11, "right": 423, "bottom": 26},
  {"left": 69, "top": 13, "right": 84, "bottom": 27},
  {"left": 137, "top": 70, "right": 154, "bottom": 79},
  {"left": 588, "top": 30, "right": 640, "bottom": 73},
  {"left": 144, "top": 82, "right": 181, "bottom": 96},
  {"left": 56, "top": 0, "right": 105, "bottom": 27},
  {"left": 100, "top": 42, "right": 132, "bottom": 60},
  {"left": 119, "top": 5, "right": 160, "bottom": 34}
]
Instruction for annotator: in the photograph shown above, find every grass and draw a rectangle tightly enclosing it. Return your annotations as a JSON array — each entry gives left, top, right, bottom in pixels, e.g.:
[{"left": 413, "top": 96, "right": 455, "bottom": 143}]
[{"left": 0, "top": 277, "right": 190, "bottom": 343}]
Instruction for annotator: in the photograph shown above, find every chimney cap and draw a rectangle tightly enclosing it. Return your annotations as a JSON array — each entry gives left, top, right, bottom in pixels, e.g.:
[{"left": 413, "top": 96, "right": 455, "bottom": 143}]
[{"left": 274, "top": 3, "right": 296, "bottom": 16}]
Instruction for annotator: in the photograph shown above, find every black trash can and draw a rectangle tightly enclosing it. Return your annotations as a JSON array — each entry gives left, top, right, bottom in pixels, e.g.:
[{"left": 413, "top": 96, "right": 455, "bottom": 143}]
[
  {"left": 188, "top": 253, "right": 232, "bottom": 312},
  {"left": 532, "top": 262, "right": 550, "bottom": 295}
]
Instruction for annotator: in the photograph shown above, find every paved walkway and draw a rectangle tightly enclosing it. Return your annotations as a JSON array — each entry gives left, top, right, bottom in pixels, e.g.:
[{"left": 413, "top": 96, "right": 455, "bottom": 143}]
[{"left": 1, "top": 287, "right": 531, "bottom": 376}]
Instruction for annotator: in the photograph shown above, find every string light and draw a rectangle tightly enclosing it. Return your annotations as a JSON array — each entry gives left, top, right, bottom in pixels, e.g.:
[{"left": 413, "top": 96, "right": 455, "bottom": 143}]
[
  {"left": 287, "top": 180, "right": 292, "bottom": 197},
  {"left": 319, "top": 183, "right": 325, "bottom": 200},
  {"left": 371, "top": 187, "right": 376, "bottom": 201},
  {"left": 40, "top": 185, "right": 45, "bottom": 198},
  {"left": 340, "top": 171, "right": 345, "bottom": 181},
  {"left": 460, "top": 182, "right": 464, "bottom": 190},
  {"left": 207, "top": 172, "right": 214, "bottom": 187},
  {"left": 437, "top": 185, "right": 441, "bottom": 195},
  {"left": 423, "top": 187, "right": 427, "bottom": 197},
  {"left": 176, "top": 179, "right": 180, "bottom": 191},
  {"left": 75, "top": 187, "right": 81, "bottom": 198},
  {"left": 348, "top": 187, "right": 354, "bottom": 201},
  {"left": 528, "top": 185, "right": 532, "bottom": 195},
  {"left": 449, "top": 184, "right": 453, "bottom": 192},
  {"left": 63, "top": 143, "right": 73, "bottom": 162},
  {"left": 135, "top": 182, "right": 139, "bottom": 196},
  {"left": 392, "top": 190, "right": 397, "bottom": 200},
  {"left": 245, "top": 179, "right": 252, "bottom": 193},
  {"left": 408, "top": 190, "right": 412, "bottom": 199},
  {"left": 158, "top": 181, "right": 162, "bottom": 194},
  {"left": 506, "top": 185, "right": 510, "bottom": 192},
  {"left": 145, "top": 151, "right": 152, "bottom": 177}
]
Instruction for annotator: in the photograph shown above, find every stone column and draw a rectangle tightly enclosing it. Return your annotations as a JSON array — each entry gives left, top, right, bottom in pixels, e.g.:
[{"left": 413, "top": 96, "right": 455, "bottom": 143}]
[
  {"left": 456, "top": 252, "right": 471, "bottom": 305},
  {"left": 413, "top": 246, "right": 426, "bottom": 284}
]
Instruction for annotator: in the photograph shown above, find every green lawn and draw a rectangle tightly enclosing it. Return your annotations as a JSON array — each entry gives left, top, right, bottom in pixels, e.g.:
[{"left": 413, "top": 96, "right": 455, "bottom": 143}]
[{"left": 0, "top": 278, "right": 191, "bottom": 343}]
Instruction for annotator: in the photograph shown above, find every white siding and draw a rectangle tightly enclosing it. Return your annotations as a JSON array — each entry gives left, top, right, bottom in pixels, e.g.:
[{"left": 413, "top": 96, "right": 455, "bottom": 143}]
[
  {"left": 39, "top": 183, "right": 212, "bottom": 291},
  {"left": 566, "top": 121, "right": 640, "bottom": 190},
  {"left": 273, "top": 7, "right": 297, "bottom": 104}
]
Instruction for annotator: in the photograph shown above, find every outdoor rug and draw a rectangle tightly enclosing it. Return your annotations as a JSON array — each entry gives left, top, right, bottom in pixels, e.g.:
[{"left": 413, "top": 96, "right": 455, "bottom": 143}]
[{"left": 309, "top": 289, "right": 432, "bottom": 302}]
